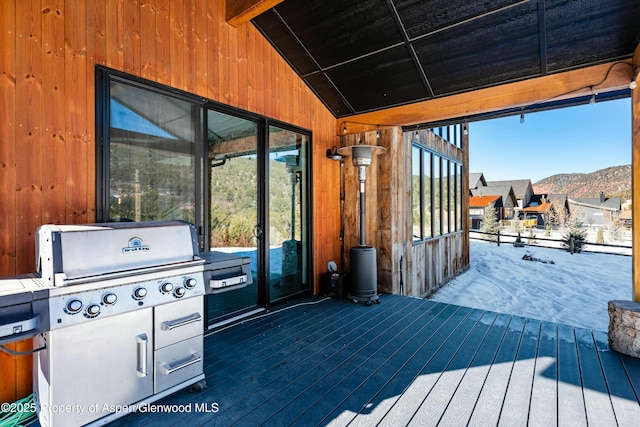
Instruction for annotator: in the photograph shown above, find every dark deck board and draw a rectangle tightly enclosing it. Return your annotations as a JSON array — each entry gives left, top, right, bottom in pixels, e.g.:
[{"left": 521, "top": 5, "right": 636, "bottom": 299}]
[
  {"left": 497, "top": 319, "right": 540, "bottom": 427},
  {"left": 574, "top": 328, "right": 618, "bottom": 426},
  {"left": 467, "top": 315, "right": 526, "bottom": 426},
  {"left": 437, "top": 312, "right": 511, "bottom": 426},
  {"left": 557, "top": 323, "right": 588, "bottom": 426},
  {"left": 93, "top": 294, "right": 640, "bottom": 427},
  {"left": 262, "top": 298, "right": 440, "bottom": 426},
  {"left": 378, "top": 307, "right": 484, "bottom": 426},
  {"left": 405, "top": 311, "right": 499, "bottom": 426},
  {"left": 528, "top": 321, "right": 558, "bottom": 427},
  {"left": 592, "top": 331, "right": 640, "bottom": 427},
  {"left": 313, "top": 302, "right": 457, "bottom": 426},
  {"left": 344, "top": 304, "right": 474, "bottom": 426}
]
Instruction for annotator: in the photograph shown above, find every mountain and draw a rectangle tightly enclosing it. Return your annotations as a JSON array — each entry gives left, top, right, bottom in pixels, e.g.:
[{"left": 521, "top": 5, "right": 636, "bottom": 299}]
[{"left": 533, "top": 165, "right": 631, "bottom": 199}]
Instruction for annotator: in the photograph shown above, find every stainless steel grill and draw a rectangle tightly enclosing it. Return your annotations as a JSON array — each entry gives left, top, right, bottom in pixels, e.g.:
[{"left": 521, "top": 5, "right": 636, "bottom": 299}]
[
  {"left": 33, "top": 221, "right": 208, "bottom": 427},
  {"left": 0, "top": 220, "right": 254, "bottom": 426},
  {"left": 0, "top": 221, "right": 256, "bottom": 427}
]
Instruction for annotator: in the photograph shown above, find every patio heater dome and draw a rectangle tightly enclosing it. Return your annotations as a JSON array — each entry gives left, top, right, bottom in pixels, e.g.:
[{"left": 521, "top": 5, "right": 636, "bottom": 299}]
[{"left": 338, "top": 144, "right": 386, "bottom": 306}]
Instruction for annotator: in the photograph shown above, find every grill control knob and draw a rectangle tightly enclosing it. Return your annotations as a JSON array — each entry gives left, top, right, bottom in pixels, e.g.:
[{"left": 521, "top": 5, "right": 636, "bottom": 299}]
[
  {"left": 66, "top": 299, "right": 83, "bottom": 314},
  {"left": 86, "top": 304, "right": 101, "bottom": 317},
  {"left": 133, "top": 287, "right": 147, "bottom": 300},
  {"left": 184, "top": 277, "right": 197, "bottom": 289},
  {"left": 173, "top": 287, "right": 186, "bottom": 298},
  {"left": 103, "top": 293, "right": 117, "bottom": 305},
  {"left": 160, "top": 282, "right": 174, "bottom": 294}
]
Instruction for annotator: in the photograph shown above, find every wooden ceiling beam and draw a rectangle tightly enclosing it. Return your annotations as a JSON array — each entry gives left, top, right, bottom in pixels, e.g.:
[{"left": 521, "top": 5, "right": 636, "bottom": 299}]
[
  {"left": 336, "top": 60, "right": 635, "bottom": 135},
  {"left": 225, "top": 0, "right": 284, "bottom": 27}
]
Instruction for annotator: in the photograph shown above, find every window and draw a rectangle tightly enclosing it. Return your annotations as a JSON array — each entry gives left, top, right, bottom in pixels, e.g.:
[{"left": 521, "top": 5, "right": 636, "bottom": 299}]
[
  {"left": 457, "top": 163, "right": 462, "bottom": 231},
  {"left": 423, "top": 151, "right": 432, "bottom": 238},
  {"left": 412, "top": 146, "right": 421, "bottom": 240},
  {"left": 411, "top": 142, "right": 462, "bottom": 242},
  {"left": 433, "top": 156, "right": 441, "bottom": 236},
  {"left": 428, "top": 124, "right": 463, "bottom": 148}
]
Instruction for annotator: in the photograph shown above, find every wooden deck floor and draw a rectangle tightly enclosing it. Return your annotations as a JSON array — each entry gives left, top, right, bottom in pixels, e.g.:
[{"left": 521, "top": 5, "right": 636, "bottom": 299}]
[{"left": 104, "top": 294, "right": 640, "bottom": 426}]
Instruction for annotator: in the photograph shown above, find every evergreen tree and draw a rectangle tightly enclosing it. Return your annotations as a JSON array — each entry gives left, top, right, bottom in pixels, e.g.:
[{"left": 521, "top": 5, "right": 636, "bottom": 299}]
[
  {"left": 596, "top": 227, "right": 604, "bottom": 244},
  {"left": 608, "top": 220, "right": 622, "bottom": 242},
  {"left": 562, "top": 215, "right": 587, "bottom": 253},
  {"left": 481, "top": 206, "right": 500, "bottom": 242}
]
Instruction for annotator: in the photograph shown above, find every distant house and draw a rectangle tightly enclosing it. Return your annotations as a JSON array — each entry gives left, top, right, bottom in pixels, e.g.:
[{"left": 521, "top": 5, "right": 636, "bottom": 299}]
[
  {"left": 469, "top": 194, "right": 502, "bottom": 229},
  {"left": 470, "top": 186, "right": 518, "bottom": 220},
  {"left": 568, "top": 192, "right": 621, "bottom": 226},
  {"left": 468, "top": 172, "right": 487, "bottom": 191},
  {"left": 487, "top": 179, "right": 535, "bottom": 211},
  {"left": 519, "top": 193, "right": 570, "bottom": 228},
  {"left": 520, "top": 200, "right": 556, "bottom": 228}
]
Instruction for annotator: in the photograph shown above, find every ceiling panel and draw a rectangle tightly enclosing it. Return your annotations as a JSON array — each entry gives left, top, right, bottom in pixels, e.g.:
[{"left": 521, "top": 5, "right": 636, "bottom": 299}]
[
  {"left": 545, "top": 0, "right": 640, "bottom": 71},
  {"left": 326, "top": 45, "right": 430, "bottom": 113},
  {"left": 304, "top": 73, "right": 354, "bottom": 116},
  {"left": 393, "top": 0, "right": 525, "bottom": 39},
  {"left": 413, "top": 2, "right": 540, "bottom": 95},
  {"left": 272, "top": 0, "right": 404, "bottom": 70}
]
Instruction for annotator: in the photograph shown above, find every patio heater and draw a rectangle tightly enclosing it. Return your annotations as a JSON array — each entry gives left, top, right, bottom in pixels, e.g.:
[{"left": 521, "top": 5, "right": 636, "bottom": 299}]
[
  {"left": 280, "top": 154, "right": 301, "bottom": 283},
  {"left": 338, "top": 143, "right": 386, "bottom": 305}
]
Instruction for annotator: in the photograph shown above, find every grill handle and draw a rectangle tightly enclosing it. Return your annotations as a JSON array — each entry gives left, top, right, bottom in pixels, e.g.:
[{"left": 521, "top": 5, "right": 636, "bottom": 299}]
[
  {"left": 159, "top": 353, "right": 202, "bottom": 376},
  {"left": 161, "top": 313, "right": 202, "bottom": 331},
  {"left": 136, "top": 334, "right": 148, "bottom": 377}
]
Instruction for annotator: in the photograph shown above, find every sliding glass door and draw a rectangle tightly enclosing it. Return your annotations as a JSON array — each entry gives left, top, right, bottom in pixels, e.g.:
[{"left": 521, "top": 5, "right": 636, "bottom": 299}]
[{"left": 97, "top": 67, "right": 312, "bottom": 328}]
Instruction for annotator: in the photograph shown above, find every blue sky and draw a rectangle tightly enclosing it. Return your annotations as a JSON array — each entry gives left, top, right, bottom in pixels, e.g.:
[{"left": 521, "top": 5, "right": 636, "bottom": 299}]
[{"left": 469, "top": 97, "right": 631, "bottom": 183}]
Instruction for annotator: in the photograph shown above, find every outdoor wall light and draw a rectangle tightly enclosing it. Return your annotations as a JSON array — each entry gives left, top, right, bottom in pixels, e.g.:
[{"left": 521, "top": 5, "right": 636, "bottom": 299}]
[
  {"left": 589, "top": 86, "right": 596, "bottom": 104},
  {"left": 326, "top": 146, "right": 343, "bottom": 161},
  {"left": 631, "top": 67, "right": 638, "bottom": 90}
]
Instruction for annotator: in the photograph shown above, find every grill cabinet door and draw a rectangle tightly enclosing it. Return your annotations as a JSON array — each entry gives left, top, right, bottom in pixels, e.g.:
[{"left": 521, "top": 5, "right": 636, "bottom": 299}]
[{"left": 43, "top": 307, "right": 154, "bottom": 427}]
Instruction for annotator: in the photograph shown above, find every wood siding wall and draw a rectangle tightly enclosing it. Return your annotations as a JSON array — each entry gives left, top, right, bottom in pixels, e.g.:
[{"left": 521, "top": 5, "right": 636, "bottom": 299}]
[
  {"left": 341, "top": 128, "right": 469, "bottom": 297},
  {"left": 0, "top": 0, "right": 340, "bottom": 404}
]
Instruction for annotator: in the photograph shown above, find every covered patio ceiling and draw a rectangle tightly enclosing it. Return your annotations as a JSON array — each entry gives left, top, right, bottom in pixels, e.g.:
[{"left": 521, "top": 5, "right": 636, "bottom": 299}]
[{"left": 249, "top": 0, "right": 640, "bottom": 120}]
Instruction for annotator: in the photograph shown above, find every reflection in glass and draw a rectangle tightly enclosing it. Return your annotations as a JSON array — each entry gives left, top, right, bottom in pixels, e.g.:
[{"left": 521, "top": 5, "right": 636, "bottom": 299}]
[
  {"left": 108, "top": 81, "right": 197, "bottom": 223},
  {"left": 206, "top": 110, "right": 259, "bottom": 320},
  {"left": 457, "top": 164, "right": 463, "bottom": 231},
  {"left": 443, "top": 160, "right": 450, "bottom": 234},
  {"left": 433, "top": 156, "right": 441, "bottom": 237},
  {"left": 268, "top": 126, "right": 309, "bottom": 302},
  {"left": 412, "top": 146, "right": 421, "bottom": 240},
  {"left": 423, "top": 151, "right": 432, "bottom": 238}
]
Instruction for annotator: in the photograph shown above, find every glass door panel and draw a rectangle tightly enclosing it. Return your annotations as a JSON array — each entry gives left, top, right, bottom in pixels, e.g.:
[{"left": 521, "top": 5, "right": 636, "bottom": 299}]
[
  {"left": 107, "top": 81, "right": 197, "bottom": 223},
  {"left": 268, "top": 126, "right": 309, "bottom": 302},
  {"left": 206, "top": 110, "right": 260, "bottom": 321}
]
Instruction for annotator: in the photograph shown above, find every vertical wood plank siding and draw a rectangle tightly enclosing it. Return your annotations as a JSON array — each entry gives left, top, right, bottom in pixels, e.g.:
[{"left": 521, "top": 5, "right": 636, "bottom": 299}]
[{"left": 0, "top": 0, "right": 340, "bottom": 403}]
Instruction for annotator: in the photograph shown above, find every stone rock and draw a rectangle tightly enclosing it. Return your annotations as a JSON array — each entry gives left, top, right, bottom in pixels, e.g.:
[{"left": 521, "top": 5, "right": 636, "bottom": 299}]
[{"left": 608, "top": 300, "right": 640, "bottom": 358}]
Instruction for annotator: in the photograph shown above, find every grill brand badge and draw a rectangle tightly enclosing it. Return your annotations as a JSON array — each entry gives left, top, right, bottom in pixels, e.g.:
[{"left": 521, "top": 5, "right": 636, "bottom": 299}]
[{"left": 122, "top": 237, "right": 150, "bottom": 254}]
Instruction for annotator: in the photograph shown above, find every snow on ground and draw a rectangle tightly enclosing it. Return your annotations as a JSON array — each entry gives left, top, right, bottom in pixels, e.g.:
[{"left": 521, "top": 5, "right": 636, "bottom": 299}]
[{"left": 430, "top": 240, "right": 632, "bottom": 332}]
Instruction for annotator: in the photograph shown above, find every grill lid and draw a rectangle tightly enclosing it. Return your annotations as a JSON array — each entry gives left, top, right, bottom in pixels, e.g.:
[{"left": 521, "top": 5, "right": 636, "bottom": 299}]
[{"left": 37, "top": 221, "right": 201, "bottom": 286}]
